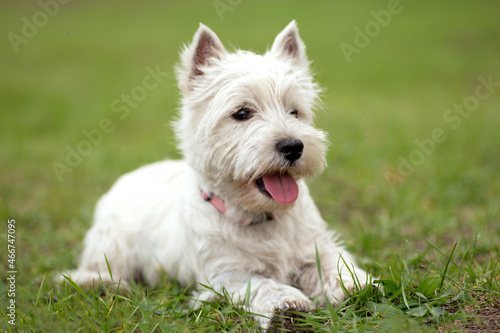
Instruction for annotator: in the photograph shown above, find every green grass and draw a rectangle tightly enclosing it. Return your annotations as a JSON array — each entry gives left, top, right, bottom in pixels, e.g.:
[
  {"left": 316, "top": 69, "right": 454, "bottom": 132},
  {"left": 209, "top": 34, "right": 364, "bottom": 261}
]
[{"left": 1, "top": 0, "right": 500, "bottom": 331}]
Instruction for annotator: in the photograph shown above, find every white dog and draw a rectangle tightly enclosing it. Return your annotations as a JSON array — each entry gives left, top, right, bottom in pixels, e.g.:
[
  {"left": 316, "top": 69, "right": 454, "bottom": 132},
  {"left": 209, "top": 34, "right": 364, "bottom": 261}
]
[{"left": 65, "top": 21, "right": 369, "bottom": 329}]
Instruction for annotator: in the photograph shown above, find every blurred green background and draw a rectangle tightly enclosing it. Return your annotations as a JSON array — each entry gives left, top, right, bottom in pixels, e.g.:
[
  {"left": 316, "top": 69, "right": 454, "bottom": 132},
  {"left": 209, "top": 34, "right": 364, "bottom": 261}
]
[{"left": 1, "top": 0, "right": 499, "bottom": 330}]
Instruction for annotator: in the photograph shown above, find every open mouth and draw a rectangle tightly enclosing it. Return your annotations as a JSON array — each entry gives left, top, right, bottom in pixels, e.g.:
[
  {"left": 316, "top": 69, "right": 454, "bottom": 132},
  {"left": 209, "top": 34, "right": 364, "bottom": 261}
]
[{"left": 255, "top": 173, "right": 299, "bottom": 205}]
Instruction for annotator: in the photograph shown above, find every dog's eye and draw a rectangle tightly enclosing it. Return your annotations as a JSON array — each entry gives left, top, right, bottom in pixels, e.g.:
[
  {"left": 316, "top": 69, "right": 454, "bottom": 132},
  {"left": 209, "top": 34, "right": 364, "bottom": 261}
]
[
  {"left": 232, "top": 108, "right": 253, "bottom": 121},
  {"left": 290, "top": 109, "right": 299, "bottom": 118}
]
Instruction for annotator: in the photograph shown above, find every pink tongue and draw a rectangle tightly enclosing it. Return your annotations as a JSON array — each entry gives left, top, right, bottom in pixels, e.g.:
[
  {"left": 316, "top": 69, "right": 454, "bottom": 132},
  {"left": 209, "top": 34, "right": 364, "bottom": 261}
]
[{"left": 262, "top": 174, "right": 299, "bottom": 205}]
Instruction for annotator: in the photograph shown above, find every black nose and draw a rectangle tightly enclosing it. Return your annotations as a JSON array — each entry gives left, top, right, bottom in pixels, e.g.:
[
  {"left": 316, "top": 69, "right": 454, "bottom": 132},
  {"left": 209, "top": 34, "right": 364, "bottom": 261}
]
[{"left": 276, "top": 138, "right": 304, "bottom": 163}]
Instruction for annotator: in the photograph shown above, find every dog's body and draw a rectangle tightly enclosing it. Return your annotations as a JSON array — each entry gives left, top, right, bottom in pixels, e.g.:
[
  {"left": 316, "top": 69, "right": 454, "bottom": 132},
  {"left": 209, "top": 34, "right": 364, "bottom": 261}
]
[{"left": 66, "top": 21, "right": 368, "bottom": 328}]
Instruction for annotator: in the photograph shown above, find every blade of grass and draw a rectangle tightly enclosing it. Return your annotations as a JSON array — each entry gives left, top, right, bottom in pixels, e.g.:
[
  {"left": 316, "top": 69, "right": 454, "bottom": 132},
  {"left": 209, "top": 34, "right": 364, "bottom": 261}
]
[
  {"left": 439, "top": 241, "right": 458, "bottom": 291},
  {"left": 244, "top": 274, "right": 252, "bottom": 309},
  {"left": 338, "top": 253, "right": 362, "bottom": 291},
  {"left": 62, "top": 274, "right": 93, "bottom": 303},
  {"left": 34, "top": 273, "right": 46, "bottom": 307},
  {"left": 401, "top": 280, "right": 410, "bottom": 309},
  {"left": 104, "top": 253, "right": 113, "bottom": 282},
  {"left": 315, "top": 243, "right": 339, "bottom": 326}
]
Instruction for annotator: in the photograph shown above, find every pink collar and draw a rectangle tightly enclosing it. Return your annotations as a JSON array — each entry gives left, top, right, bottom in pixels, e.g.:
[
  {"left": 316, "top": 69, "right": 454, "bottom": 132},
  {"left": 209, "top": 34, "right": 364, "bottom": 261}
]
[
  {"left": 201, "top": 190, "right": 274, "bottom": 224},
  {"left": 201, "top": 190, "right": 227, "bottom": 214}
]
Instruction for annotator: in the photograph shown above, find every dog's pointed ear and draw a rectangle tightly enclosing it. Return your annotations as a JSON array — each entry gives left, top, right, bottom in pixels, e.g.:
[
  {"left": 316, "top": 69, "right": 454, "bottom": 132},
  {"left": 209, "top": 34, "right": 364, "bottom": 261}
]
[
  {"left": 177, "top": 23, "right": 227, "bottom": 93},
  {"left": 270, "top": 20, "right": 308, "bottom": 67}
]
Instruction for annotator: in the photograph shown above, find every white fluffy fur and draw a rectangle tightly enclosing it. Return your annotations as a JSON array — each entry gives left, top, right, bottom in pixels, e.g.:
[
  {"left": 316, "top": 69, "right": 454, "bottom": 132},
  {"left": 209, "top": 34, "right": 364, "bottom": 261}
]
[{"left": 64, "top": 21, "right": 369, "bottom": 329}]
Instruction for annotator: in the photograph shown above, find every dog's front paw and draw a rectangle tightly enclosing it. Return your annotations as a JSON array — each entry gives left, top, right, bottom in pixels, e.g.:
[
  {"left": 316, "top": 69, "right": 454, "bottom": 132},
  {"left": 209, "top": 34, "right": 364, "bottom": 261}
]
[
  {"left": 268, "top": 299, "right": 314, "bottom": 332},
  {"left": 253, "top": 287, "right": 315, "bottom": 331}
]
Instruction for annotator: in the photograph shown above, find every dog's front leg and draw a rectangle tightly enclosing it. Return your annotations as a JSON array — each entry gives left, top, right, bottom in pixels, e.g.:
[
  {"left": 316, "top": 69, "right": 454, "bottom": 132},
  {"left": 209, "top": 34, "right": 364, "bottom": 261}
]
[{"left": 195, "top": 273, "right": 315, "bottom": 330}]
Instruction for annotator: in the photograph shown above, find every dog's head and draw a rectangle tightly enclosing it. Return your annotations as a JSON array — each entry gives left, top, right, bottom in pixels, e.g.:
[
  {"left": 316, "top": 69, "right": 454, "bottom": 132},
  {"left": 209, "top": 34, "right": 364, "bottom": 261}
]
[{"left": 175, "top": 21, "right": 328, "bottom": 214}]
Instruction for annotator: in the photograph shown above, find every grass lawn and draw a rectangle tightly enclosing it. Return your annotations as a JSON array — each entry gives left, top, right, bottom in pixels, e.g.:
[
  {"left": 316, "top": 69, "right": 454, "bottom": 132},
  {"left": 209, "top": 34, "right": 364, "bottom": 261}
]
[{"left": 1, "top": 0, "right": 500, "bottom": 331}]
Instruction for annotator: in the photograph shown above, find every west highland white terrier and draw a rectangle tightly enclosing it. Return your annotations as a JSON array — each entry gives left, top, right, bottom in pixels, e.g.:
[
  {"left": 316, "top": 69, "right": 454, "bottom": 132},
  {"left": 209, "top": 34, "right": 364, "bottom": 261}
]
[{"left": 65, "top": 21, "right": 369, "bottom": 329}]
